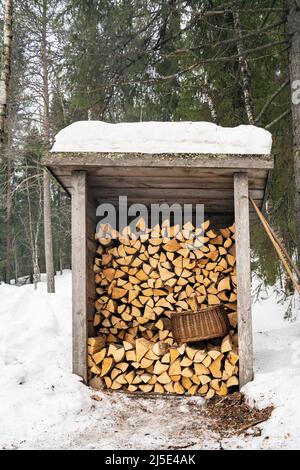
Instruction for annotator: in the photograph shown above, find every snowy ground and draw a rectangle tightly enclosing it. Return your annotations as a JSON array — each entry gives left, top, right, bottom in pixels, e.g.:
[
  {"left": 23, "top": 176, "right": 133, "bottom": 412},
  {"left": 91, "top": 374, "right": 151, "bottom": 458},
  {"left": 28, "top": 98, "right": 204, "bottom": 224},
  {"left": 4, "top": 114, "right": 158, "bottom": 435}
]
[{"left": 0, "top": 271, "right": 299, "bottom": 450}]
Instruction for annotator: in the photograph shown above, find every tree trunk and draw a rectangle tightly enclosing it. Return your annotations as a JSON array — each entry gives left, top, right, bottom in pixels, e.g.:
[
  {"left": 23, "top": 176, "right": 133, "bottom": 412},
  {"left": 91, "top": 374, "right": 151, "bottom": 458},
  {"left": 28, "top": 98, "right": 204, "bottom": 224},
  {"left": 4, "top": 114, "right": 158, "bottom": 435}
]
[
  {"left": 59, "top": 247, "right": 63, "bottom": 275},
  {"left": 288, "top": 0, "right": 300, "bottom": 264},
  {"left": 232, "top": 7, "right": 255, "bottom": 124},
  {"left": 0, "top": 0, "right": 13, "bottom": 165},
  {"left": 43, "top": 169, "right": 55, "bottom": 292},
  {"left": 204, "top": 74, "right": 218, "bottom": 124},
  {"left": 42, "top": 0, "right": 55, "bottom": 293},
  {"left": 206, "top": 93, "right": 218, "bottom": 124},
  {"left": 87, "top": 85, "right": 92, "bottom": 120},
  {"left": 13, "top": 232, "right": 18, "bottom": 284},
  {"left": 57, "top": 187, "right": 63, "bottom": 275},
  {"left": 5, "top": 124, "right": 13, "bottom": 283},
  {"left": 25, "top": 163, "right": 41, "bottom": 291}
]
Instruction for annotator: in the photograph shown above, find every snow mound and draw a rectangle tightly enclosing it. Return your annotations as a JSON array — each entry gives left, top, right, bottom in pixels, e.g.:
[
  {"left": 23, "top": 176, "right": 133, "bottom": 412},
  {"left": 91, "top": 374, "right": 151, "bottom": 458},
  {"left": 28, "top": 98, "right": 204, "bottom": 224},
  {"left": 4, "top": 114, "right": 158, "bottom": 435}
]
[{"left": 51, "top": 121, "right": 272, "bottom": 155}]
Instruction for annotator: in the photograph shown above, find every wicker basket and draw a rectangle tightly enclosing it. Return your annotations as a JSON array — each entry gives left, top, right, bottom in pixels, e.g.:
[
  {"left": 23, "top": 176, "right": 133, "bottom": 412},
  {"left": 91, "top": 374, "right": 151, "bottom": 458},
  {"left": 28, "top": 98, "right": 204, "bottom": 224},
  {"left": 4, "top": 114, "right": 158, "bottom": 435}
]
[{"left": 170, "top": 300, "right": 230, "bottom": 344}]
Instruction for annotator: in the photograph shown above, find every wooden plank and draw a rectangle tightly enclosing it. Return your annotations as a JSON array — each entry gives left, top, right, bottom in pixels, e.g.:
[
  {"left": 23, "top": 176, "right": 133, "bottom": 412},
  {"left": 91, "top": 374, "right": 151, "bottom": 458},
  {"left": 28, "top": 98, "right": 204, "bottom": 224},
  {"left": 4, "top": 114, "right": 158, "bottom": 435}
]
[
  {"left": 52, "top": 165, "right": 269, "bottom": 179},
  {"left": 43, "top": 151, "right": 273, "bottom": 170},
  {"left": 90, "top": 196, "right": 263, "bottom": 214},
  {"left": 47, "top": 164, "right": 270, "bottom": 202},
  {"left": 47, "top": 166, "right": 71, "bottom": 196},
  {"left": 86, "top": 192, "right": 97, "bottom": 331},
  {"left": 86, "top": 280, "right": 96, "bottom": 306},
  {"left": 55, "top": 174, "right": 268, "bottom": 190},
  {"left": 87, "top": 298, "right": 96, "bottom": 321},
  {"left": 89, "top": 187, "right": 264, "bottom": 200},
  {"left": 87, "top": 320, "right": 95, "bottom": 337},
  {"left": 51, "top": 165, "right": 268, "bottom": 177},
  {"left": 87, "top": 197, "right": 97, "bottom": 220},
  {"left": 87, "top": 216, "right": 96, "bottom": 243},
  {"left": 51, "top": 169, "right": 268, "bottom": 203},
  {"left": 94, "top": 200, "right": 234, "bottom": 213},
  {"left": 71, "top": 170, "right": 88, "bottom": 383},
  {"left": 87, "top": 238, "right": 96, "bottom": 303},
  {"left": 208, "top": 214, "right": 234, "bottom": 229},
  {"left": 234, "top": 172, "right": 253, "bottom": 387},
  {"left": 87, "top": 237, "right": 96, "bottom": 253}
]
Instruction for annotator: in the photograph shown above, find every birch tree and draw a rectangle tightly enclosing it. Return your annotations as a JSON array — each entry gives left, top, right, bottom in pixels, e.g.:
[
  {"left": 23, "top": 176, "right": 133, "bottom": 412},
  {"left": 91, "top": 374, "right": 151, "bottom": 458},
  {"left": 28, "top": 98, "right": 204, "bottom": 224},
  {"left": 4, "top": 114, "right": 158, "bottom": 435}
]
[
  {"left": 232, "top": 6, "right": 255, "bottom": 124},
  {"left": 0, "top": 0, "right": 13, "bottom": 165},
  {"left": 0, "top": 0, "right": 14, "bottom": 282}
]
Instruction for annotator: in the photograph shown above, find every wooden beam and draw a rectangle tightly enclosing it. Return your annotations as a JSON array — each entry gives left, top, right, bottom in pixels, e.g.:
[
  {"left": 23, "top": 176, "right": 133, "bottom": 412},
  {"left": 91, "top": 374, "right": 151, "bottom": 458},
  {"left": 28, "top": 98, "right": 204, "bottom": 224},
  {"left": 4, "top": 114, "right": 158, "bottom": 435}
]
[
  {"left": 43, "top": 162, "right": 271, "bottom": 207},
  {"left": 49, "top": 165, "right": 270, "bottom": 180},
  {"left": 85, "top": 187, "right": 264, "bottom": 200},
  {"left": 47, "top": 174, "right": 268, "bottom": 190},
  {"left": 71, "top": 170, "right": 88, "bottom": 383},
  {"left": 234, "top": 172, "right": 253, "bottom": 387},
  {"left": 43, "top": 151, "right": 273, "bottom": 170},
  {"left": 86, "top": 193, "right": 97, "bottom": 337}
]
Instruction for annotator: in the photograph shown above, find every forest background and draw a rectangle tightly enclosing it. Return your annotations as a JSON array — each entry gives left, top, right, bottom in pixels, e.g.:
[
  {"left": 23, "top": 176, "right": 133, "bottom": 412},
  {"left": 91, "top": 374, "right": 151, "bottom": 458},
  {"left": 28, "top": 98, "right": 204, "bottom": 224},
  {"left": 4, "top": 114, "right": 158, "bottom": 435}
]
[{"left": 0, "top": 0, "right": 297, "bottom": 312}]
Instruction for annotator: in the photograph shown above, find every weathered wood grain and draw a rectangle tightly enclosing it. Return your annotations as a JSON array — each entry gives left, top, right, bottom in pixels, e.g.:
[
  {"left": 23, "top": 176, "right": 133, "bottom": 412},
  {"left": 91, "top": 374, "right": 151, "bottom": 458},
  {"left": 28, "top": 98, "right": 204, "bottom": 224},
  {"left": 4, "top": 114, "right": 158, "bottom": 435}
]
[
  {"left": 44, "top": 157, "right": 272, "bottom": 213},
  {"left": 54, "top": 174, "right": 268, "bottom": 190},
  {"left": 51, "top": 167, "right": 270, "bottom": 194},
  {"left": 89, "top": 187, "right": 264, "bottom": 200},
  {"left": 51, "top": 166, "right": 269, "bottom": 178},
  {"left": 234, "top": 172, "right": 253, "bottom": 387},
  {"left": 86, "top": 193, "right": 97, "bottom": 328},
  {"left": 50, "top": 150, "right": 271, "bottom": 393},
  {"left": 71, "top": 170, "right": 88, "bottom": 383},
  {"left": 43, "top": 151, "right": 273, "bottom": 169},
  {"left": 90, "top": 196, "right": 262, "bottom": 214}
]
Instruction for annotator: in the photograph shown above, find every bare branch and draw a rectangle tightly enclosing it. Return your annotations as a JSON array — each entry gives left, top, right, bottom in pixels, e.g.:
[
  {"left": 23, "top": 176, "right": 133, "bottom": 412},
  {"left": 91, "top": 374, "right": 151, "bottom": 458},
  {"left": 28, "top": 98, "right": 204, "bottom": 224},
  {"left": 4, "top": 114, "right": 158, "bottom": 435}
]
[
  {"left": 86, "top": 40, "right": 288, "bottom": 93},
  {"left": 181, "top": 19, "right": 286, "bottom": 55},
  {"left": 265, "top": 108, "right": 291, "bottom": 129},
  {"left": 255, "top": 78, "right": 290, "bottom": 124}
]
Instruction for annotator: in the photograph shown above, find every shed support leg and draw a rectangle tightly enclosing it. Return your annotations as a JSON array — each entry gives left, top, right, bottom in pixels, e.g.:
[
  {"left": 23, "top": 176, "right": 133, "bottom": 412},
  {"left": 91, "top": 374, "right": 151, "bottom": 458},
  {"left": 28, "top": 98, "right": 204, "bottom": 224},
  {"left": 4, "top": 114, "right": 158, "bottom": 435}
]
[
  {"left": 71, "top": 170, "right": 88, "bottom": 383},
  {"left": 234, "top": 172, "right": 253, "bottom": 387}
]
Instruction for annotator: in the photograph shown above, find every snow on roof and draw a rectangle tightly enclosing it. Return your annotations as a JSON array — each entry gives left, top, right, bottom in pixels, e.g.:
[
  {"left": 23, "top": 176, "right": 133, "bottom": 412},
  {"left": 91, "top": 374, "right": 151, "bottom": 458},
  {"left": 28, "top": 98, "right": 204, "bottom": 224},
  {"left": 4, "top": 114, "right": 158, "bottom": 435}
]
[{"left": 51, "top": 121, "right": 272, "bottom": 155}]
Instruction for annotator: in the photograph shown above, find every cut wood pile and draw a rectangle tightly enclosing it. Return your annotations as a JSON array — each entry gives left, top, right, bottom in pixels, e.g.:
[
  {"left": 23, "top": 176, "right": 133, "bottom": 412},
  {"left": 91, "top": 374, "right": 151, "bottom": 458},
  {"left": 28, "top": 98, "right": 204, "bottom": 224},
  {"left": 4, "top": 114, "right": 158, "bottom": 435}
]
[{"left": 89, "top": 219, "right": 239, "bottom": 398}]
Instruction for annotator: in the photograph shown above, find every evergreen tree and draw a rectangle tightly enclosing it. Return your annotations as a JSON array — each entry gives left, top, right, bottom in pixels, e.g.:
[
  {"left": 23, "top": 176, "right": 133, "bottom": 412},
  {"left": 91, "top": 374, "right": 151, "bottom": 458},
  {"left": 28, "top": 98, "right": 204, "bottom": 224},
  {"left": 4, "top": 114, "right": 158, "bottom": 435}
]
[{"left": 0, "top": 0, "right": 298, "bottom": 302}]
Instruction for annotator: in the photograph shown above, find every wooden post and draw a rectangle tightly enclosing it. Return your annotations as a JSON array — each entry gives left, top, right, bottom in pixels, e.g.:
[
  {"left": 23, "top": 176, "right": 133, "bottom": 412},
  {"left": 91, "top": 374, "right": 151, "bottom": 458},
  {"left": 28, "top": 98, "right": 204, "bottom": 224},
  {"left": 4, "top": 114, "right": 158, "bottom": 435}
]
[
  {"left": 234, "top": 172, "right": 253, "bottom": 387},
  {"left": 71, "top": 170, "right": 88, "bottom": 383}
]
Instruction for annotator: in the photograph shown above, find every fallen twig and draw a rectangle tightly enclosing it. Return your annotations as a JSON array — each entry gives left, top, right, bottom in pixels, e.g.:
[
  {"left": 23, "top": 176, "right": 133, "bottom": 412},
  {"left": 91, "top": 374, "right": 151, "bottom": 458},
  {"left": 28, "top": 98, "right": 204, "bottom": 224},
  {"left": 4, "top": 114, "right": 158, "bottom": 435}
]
[
  {"left": 168, "top": 442, "right": 197, "bottom": 450},
  {"left": 215, "top": 397, "right": 228, "bottom": 406},
  {"left": 236, "top": 417, "right": 270, "bottom": 434}
]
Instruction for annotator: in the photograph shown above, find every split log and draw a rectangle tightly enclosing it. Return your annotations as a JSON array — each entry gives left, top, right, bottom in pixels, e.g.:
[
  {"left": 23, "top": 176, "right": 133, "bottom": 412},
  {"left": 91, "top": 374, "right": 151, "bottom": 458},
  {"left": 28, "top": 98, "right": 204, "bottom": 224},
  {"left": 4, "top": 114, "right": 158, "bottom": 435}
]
[{"left": 89, "top": 219, "right": 239, "bottom": 397}]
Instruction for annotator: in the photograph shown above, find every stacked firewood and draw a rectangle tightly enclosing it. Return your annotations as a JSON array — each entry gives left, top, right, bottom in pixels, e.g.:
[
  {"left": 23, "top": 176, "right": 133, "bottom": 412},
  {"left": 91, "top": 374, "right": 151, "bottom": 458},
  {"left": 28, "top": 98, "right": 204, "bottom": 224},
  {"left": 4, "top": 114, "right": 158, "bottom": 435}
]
[{"left": 89, "top": 219, "right": 239, "bottom": 398}]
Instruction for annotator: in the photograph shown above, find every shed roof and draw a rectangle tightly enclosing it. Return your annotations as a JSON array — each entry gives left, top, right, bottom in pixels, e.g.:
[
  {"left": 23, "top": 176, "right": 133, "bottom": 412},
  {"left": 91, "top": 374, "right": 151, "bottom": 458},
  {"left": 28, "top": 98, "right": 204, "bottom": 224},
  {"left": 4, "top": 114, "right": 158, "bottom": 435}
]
[
  {"left": 51, "top": 121, "right": 272, "bottom": 155},
  {"left": 43, "top": 121, "right": 274, "bottom": 215}
]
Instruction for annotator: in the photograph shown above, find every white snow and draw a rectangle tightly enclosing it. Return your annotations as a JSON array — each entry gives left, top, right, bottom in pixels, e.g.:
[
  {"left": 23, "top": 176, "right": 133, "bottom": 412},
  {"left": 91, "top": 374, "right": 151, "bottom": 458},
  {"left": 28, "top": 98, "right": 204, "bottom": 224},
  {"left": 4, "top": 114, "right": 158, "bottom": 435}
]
[
  {"left": 51, "top": 121, "right": 272, "bottom": 155},
  {"left": 0, "top": 271, "right": 299, "bottom": 449}
]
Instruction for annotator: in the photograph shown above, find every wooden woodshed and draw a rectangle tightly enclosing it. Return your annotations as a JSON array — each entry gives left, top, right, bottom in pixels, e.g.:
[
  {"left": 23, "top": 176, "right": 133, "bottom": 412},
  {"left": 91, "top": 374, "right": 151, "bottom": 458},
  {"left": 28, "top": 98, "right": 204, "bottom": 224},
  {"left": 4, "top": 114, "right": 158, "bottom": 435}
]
[{"left": 42, "top": 121, "right": 273, "bottom": 391}]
